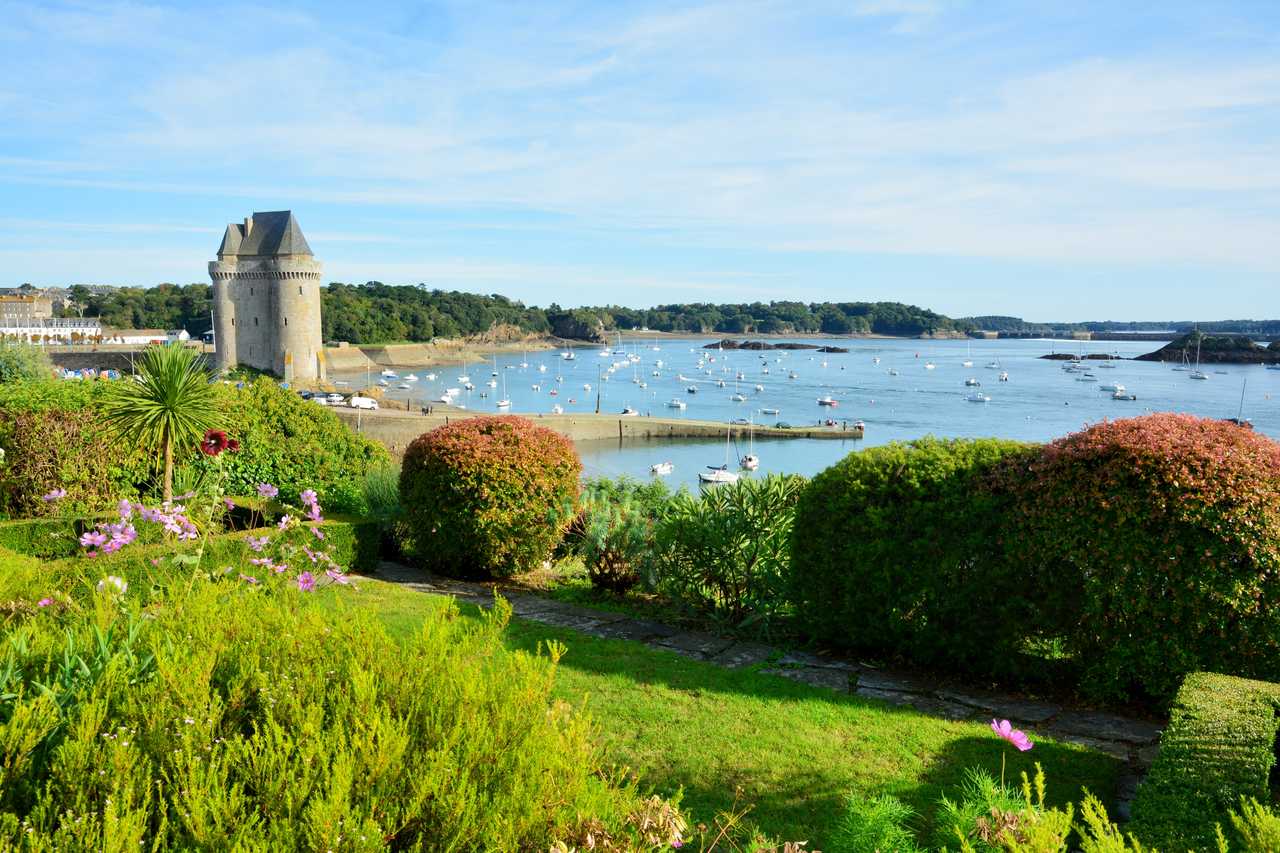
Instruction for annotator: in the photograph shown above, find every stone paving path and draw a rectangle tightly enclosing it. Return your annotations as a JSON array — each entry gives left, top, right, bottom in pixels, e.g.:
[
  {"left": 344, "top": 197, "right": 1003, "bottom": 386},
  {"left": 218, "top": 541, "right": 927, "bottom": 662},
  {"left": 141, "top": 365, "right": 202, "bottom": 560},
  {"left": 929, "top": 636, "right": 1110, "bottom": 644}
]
[{"left": 368, "top": 561, "right": 1162, "bottom": 820}]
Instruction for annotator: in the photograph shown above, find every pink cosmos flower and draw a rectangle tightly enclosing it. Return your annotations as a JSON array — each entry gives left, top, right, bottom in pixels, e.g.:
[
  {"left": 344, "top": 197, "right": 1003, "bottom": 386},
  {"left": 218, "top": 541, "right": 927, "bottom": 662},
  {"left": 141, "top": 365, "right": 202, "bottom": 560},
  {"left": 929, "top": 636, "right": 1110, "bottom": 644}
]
[
  {"left": 991, "top": 719, "right": 1033, "bottom": 752},
  {"left": 247, "top": 536, "right": 269, "bottom": 552},
  {"left": 311, "top": 527, "right": 325, "bottom": 541},
  {"left": 296, "top": 571, "right": 315, "bottom": 592},
  {"left": 257, "top": 483, "right": 279, "bottom": 499},
  {"left": 306, "top": 503, "right": 323, "bottom": 522},
  {"left": 277, "top": 515, "right": 293, "bottom": 530},
  {"left": 42, "top": 488, "right": 67, "bottom": 502},
  {"left": 273, "top": 563, "right": 287, "bottom": 574},
  {"left": 239, "top": 574, "right": 259, "bottom": 585},
  {"left": 117, "top": 499, "right": 133, "bottom": 519},
  {"left": 223, "top": 498, "right": 235, "bottom": 510},
  {"left": 80, "top": 530, "right": 107, "bottom": 548},
  {"left": 300, "top": 489, "right": 318, "bottom": 506},
  {"left": 37, "top": 597, "right": 53, "bottom": 607},
  {"left": 325, "top": 568, "right": 350, "bottom": 585}
]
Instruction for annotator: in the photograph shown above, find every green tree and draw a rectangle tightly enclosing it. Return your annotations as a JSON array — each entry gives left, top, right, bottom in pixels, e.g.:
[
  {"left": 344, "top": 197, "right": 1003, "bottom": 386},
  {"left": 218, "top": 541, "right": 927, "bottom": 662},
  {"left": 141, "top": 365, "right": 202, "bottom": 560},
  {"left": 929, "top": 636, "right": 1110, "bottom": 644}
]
[
  {"left": 101, "top": 343, "right": 220, "bottom": 502},
  {"left": 0, "top": 340, "right": 52, "bottom": 383}
]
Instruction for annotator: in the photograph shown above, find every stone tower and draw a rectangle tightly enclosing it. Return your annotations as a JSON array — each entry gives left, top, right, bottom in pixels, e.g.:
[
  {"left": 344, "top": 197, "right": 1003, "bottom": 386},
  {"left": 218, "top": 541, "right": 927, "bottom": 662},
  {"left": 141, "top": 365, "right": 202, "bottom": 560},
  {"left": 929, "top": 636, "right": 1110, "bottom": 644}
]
[{"left": 209, "top": 211, "right": 326, "bottom": 383}]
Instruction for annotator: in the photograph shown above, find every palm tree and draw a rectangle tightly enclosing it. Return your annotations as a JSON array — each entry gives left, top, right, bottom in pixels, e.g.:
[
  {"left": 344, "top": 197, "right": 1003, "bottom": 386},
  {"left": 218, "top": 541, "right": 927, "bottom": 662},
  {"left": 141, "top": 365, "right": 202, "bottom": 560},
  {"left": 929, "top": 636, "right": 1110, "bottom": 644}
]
[{"left": 102, "top": 343, "right": 221, "bottom": 502}]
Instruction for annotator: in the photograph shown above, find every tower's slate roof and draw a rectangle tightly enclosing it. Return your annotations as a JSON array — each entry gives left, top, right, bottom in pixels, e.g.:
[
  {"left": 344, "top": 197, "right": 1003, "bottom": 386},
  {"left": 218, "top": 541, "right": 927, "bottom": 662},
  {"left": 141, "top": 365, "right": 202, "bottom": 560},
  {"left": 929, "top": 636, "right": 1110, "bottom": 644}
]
[{"left": 218, "top": 211, "right": 313, "bottom": 257}]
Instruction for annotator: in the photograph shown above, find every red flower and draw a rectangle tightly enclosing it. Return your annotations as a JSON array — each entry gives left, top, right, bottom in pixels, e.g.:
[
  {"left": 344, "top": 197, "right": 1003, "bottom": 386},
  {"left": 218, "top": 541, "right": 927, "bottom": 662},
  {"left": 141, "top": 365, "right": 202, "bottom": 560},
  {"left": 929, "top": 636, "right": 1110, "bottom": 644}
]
[{"left": 200, "top": 429, "right": 231, "bottom": 456}]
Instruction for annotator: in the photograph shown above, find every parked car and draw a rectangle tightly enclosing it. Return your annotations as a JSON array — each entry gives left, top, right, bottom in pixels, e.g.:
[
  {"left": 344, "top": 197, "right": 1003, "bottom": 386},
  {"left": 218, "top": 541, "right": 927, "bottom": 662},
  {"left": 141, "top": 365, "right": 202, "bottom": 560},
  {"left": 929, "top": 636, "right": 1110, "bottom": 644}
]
[
  {"left": 349, "top": 396, "right": 379, "bottom": 410},
  {"left": 310, "top": 396, "right": 330, "bottom": 406},
  {"left": 326, "top": 392, "right": 345, "bottom": 404},
  {"left": 298, "top": 390, "right": 314, "bottom": 400}
]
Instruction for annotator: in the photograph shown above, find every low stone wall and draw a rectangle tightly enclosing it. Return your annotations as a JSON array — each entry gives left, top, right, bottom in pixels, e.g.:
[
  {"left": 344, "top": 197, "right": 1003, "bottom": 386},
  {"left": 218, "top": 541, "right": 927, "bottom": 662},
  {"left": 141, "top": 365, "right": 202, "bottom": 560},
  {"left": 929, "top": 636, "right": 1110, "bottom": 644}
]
[{"left": 332, "top": 407, "right": 861, "bottom": 456}]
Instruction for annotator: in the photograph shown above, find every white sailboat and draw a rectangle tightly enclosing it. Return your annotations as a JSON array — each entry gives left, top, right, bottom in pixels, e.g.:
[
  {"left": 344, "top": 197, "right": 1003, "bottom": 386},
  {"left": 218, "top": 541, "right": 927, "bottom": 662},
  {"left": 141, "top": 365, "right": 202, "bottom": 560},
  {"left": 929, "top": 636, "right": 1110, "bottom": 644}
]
[
  {"left": 496, "top": 371, "right": 511, "bottom": 408},
  {"left": 739, "top": 418, "right": 759, "bottom": 470},
  {"left": 699, "top": 428, "right": 740, "bottom": 485},
  {"left": 1189, "top": 334, "right": 1209, "bottom": 380}
]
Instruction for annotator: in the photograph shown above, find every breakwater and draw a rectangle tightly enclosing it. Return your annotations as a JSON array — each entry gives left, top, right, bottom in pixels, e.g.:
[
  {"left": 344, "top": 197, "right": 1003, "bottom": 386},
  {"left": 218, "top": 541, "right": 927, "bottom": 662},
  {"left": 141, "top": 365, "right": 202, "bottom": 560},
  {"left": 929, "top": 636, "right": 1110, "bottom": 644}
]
[{"left": 333, "top": 407, "right": 861, "bottom": 456}]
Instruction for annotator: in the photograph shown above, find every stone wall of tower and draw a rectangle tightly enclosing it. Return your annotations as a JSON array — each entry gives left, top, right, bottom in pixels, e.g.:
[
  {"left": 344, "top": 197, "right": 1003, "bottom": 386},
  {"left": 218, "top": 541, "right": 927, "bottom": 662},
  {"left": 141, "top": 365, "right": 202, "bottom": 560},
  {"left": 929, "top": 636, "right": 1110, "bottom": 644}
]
[{"left": 208, "top": 256, "right": 326, "bottom": 382}]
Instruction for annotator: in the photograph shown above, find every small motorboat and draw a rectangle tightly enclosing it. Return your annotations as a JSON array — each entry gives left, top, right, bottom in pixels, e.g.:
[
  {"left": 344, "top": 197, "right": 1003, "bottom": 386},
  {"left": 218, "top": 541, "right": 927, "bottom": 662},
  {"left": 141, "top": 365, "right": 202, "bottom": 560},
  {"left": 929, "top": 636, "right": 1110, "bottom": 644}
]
[
  {"left": 788, "top": 371, "right": 799, "bottom": 379},
  {"left": 404, "top": 374, "right": 419, "bottom": 382},
  {"left": 965, "top": 378, "right": 981, "bottom": 387},
  {"left": 621, "top": 406, "right": 639, "bottom": 416},
  {"left": 998, "top": 372, "right": 1009, "bottom": 382},
  {"left": 1099, "top": 382, "right": 1125, "bottom": 392},
  {"left": 496, "top": 398, "right": 511, "bottom": 408},
  {"left": 730, "top": 393, "right": 746, "bottom": 402},
  {"left": 381, "top": 369, "right": 398, "bottom": 378},
  {"left": 887, "top": 368, "right": 899, "bottom": 376},
  {"left": 397, "top": 383, "right": 411, "bottom": 390},
  {"left": 924, "top": 362, "right": 936, "bottom": 370},
  {"left": 817, "top": 396, "right": 838, "bottom": 407},
  {"left": 739, "top": 454, "right": 759, "bottom": 471},
  {"left": 760, "top": 407, "right": 780, "bottom": 415},
  {"left": 1113, "top": 391, "right": 1138, "bottom": 401},
  {"left": 966, "top": 392, "right": 992, "bottom": 403},
  {"left": 377, "top": 379, "right": 390, "bottom": 386},
  {"left": 425, "top": 373, "right": 437, "bottom": 381},
  {"left": 650, "top": 461, "right": 674, "bottom": 476},
  {"left": 666, "top": 399, "right": 687, "bottom": 409},
  {"left": 754, "top": 384, "right": 764, "bottom": 392},
  {"left": 687, "top": 385, "right": 698, "bottom": 394},
  {"left": 551, "top": 404, "right": 564, "bottom": 414}
]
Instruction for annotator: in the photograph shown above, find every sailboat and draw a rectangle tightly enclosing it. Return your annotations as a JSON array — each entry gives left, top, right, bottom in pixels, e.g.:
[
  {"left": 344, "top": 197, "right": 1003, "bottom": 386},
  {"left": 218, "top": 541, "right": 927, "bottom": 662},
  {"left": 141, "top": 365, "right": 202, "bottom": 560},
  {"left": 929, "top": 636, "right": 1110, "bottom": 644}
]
[
  {"left": 1189, "top": 334, "right": 1209, "bottom": 380},
  {"left": 699, "top": 428, "right": 740, "bottom": 485},
  {"left": 496, "top": 371, "right": 511, "bottom": 408},
  {"left": 739, "top": 419, "right": 759, "bottom": 470},
  {"left": 962, "top": 340, "right": 973, "bottom": 368}
]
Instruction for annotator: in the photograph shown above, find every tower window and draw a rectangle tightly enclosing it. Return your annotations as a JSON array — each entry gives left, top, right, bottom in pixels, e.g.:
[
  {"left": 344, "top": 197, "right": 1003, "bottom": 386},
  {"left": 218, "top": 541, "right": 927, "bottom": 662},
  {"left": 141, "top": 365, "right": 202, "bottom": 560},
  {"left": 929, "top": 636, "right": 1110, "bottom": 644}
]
[
  {"left": 284, "top": 317, "right": 288, "bottom": 326},
  {"left": 250, "top": 287, "right": 254, "bottom": 295},
  {"left": 299, "top": 286, "right": 303, "bottom": 295},
  {"left": 231, "top": 318, "right": 235, "bottom": 326},
  {"left": 254, "top": 317, "right": 259, "bottom": 326}
]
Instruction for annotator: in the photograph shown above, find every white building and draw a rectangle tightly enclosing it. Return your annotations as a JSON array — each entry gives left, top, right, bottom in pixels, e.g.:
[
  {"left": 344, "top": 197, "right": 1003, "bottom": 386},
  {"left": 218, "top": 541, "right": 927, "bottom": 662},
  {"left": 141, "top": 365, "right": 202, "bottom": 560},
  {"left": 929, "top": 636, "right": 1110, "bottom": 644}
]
[{"left": 0, "top": 317, "right": 103, "bottom": 344}]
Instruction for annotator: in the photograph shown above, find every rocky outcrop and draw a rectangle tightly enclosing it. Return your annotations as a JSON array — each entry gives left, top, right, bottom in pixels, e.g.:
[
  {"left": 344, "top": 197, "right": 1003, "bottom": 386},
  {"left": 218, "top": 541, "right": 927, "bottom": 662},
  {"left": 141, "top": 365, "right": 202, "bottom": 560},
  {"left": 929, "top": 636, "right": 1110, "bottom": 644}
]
[
  {"left": 1134, "top": 333, "right": 1280, "bottom": 364},
  {"left": 704, "top": 339, "right": 820, "bottom": 351}
]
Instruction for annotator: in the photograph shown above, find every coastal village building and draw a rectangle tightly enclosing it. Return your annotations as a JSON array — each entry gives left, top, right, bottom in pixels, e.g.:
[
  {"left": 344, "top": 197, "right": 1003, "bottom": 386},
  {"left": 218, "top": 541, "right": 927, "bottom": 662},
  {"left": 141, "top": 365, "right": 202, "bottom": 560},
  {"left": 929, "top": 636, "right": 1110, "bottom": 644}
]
[
  {"left": 209, "top": 210, "right": 326, "bottom": 382},
  {"left": 0, "top": 317, "right": 102, "bottom": 343},
  {"left": 0, "top": 295, "right": 54, "bottom": 323}
]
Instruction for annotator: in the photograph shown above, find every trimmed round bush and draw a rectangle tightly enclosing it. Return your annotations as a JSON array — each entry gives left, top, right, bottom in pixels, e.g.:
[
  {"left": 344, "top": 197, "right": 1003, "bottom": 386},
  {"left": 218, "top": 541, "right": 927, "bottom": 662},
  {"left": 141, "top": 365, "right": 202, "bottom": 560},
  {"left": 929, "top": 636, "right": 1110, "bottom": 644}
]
[
  {"left": 789, "top": 437, "right": 1036, "bottom": 673},
  {"left": 1010, "top": 413, "right": 1280, "bottom": 703},
  {"left": 400, "top": 415, "right": 580, "bottom": 577}
]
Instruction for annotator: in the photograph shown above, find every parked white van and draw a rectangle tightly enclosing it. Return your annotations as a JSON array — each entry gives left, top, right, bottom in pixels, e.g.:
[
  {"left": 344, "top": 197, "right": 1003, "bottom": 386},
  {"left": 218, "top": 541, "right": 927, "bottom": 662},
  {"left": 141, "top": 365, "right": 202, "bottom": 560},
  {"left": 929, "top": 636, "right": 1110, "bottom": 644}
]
[{"left": 348, "top": 396, "right": 379, "bottom": 410}]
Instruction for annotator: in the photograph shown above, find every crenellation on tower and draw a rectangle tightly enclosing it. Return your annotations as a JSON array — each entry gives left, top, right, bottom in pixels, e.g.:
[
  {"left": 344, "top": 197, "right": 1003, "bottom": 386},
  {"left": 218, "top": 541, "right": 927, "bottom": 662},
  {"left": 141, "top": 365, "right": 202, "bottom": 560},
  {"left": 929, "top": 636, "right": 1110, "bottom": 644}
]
[{"left": 208, "top": 210, "right": 326, "bottom": 383}]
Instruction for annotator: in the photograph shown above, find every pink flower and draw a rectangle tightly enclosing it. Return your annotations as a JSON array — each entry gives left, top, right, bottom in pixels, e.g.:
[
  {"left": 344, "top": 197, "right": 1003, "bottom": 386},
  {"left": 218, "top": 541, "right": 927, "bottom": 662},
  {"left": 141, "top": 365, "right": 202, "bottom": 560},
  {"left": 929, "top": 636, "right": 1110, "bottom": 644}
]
[
  {"left": 991, "top": 719, "right": 1033, "bottom": 752},
  {"left": 223, "top": 498, "right": 235, "bottom": 510},
  {"left": 257, "top": 483, "right": 279, "bottom": 499},
  {"left": 247, "top": 535, "right": 269, "bottom": 552},
  {"left": 300, "top": 489, "right": 318, "bottom": 506},
  {"left": 311, "top": 527, "right": 325, "bottom": 541},
  {"left": 37, "top": 597, "right": 53, "bottom": 607},
  {"left": 296, "top": 571, "right": 316, "bottom": 592},
  {"left": 325, "top": 568, "right": 350, "bottom": 585},
  {"left": 306, "top": 503, "right": 323, "bottom": 522},
  {"left": 239, "top": 574, "right": 259, "bottom": 585},
  {"left": 80, "top": 530, "right": 107, "bottom": 548},
  {"left": 42, "top": 488, "right": 67, "bottom": 502},
  {"left": 277, "top": 515, "right": 293, "bottom": 530},
  {"left": 117, "top": 499, "right": 133, "bottom": 519}
]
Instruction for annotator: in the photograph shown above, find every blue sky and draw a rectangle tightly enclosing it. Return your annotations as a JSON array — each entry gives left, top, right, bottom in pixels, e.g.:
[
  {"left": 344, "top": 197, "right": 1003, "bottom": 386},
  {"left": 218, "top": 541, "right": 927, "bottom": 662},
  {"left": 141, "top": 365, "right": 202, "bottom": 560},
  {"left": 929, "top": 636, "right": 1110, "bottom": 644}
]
[{"left": 0, "top": 1, "right": 1277, "bottom": 321}]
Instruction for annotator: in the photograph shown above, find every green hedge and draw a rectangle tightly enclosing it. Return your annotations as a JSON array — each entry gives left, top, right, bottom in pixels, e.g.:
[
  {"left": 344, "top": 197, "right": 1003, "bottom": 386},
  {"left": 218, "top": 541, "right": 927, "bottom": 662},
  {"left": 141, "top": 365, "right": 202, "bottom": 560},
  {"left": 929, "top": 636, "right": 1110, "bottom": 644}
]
[
  {"left": 0, "top": 518, "right": 88, "bottom": 559},
  {"left": 789, "top": 437, "right": 1037, "bottom": 675},
  {"left": 1130, "top": 672, "right": 1280, "bottom": 850}
]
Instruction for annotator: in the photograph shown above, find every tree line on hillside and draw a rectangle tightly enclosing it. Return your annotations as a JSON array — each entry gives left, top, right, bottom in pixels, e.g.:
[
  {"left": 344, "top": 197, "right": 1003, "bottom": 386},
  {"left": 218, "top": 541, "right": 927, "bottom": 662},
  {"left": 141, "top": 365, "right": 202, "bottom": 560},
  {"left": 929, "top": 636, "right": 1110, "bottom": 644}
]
[{"left": 52, "top": 282, "right": 1280, "bottom": 343}]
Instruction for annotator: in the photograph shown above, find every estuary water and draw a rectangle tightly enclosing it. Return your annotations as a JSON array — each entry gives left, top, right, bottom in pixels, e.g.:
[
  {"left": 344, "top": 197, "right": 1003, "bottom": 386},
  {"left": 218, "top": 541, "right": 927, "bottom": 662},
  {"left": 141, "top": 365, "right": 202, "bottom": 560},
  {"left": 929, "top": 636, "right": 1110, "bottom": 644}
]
[{"left": 339, "top": 336, "right": 1280, "bottom": 489}]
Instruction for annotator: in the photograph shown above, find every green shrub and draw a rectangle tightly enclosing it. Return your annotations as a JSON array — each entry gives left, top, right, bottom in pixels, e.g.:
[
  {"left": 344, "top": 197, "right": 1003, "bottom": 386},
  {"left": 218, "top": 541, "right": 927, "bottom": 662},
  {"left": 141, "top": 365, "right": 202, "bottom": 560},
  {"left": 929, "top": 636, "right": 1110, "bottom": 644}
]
[
  {"left": 1129, "top": 671, "right": 1280, "bottom": 850},
  {"left": 0, "top": 571, "right": 665, "bottom": 848},
  {"left": 0, "top": 339, "right": 52, "bottom": 383},
  {"left": 0, "top": 402, "right": 152, "bottom": 518},
  {"left": 400, "top": 416, "right": 580, "bottom": 578},
  {"left": 789, "top": 438, "right": 1036, "bottom": 674},
  {"left": 1010, "top": 414, "right": 1280, "bottom": 702},
  {"left": 652, "top": 474, "right": 805, "bottom": 633},
  {"left": 194, "top": 378, "right": 388, "bottom": 510},
  {"left": 580, "top": 497, "right": 651, "bottom": 592}
]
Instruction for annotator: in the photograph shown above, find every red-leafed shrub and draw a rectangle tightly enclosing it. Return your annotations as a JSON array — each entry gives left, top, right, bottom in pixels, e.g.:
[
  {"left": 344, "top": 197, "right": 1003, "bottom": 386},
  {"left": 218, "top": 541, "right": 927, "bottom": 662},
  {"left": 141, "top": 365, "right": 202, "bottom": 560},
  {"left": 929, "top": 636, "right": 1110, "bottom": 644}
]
[
  {"left": 1010, "top": 414, "right": 1280, "bottom": 703},
  {"left": 400, "top": 416, "right": 581, "bottom": 577}
]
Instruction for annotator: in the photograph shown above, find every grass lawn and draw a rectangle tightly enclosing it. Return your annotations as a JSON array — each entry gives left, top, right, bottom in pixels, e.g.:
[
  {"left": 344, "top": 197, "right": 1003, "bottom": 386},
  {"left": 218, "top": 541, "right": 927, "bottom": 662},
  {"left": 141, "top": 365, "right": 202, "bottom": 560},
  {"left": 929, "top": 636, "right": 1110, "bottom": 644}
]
[{"left": 332, "top": 578, "right": 1121, "bottom": 847}]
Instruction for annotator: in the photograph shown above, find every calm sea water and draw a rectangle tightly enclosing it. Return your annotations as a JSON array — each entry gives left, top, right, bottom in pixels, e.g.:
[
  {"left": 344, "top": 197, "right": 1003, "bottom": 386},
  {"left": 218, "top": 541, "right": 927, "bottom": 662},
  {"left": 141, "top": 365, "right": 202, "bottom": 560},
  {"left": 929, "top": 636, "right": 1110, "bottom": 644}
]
[{"left": 336, "top": 337, "right": 1280, "bottom": 489}]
